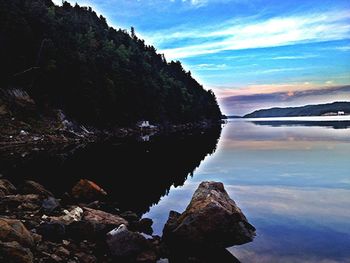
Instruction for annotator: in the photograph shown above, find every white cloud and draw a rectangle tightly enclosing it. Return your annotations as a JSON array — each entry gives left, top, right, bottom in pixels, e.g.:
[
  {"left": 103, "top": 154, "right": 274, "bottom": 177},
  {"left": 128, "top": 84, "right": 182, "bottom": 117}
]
[
  {"left": 270, "top": 54, "right": 319, "bottom": 60},
  {"left": 192, "top": 63, "right": 228, "bottom": 70},
  {"left": 335, "top": 45, "right": 350, "bottom": 51},
  {"left": 145, "top": 11, "right": 350, "bottom": 59},
  {"left": 182, "top": 0, "right": 208, "bottom": 7}
]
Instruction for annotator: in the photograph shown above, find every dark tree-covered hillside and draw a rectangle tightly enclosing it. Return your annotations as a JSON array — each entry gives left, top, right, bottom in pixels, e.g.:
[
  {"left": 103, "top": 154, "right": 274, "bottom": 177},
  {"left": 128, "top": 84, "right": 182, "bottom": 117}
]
[
  {"left": 0, "top": 0, "right": 222, "bottom": 126},
  {"left": 244, "top": 101, "right": 350, "bottom": 118}
]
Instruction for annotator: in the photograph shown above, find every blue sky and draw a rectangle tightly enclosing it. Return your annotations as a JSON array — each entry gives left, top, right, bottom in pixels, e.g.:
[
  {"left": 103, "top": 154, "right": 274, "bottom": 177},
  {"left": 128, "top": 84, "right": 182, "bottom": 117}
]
[{"left": 54, "top": 0, "right": 350, "bottom": 115}]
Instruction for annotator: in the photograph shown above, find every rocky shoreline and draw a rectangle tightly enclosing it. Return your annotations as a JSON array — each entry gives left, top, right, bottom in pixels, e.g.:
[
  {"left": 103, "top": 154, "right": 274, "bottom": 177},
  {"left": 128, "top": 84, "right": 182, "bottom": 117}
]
[
  {"left": 0, "top": 114, "right": 221, "bottom": 149},
  {"left": 0, "top": 87, "right": 222, "bottom": 148},
  {"left": 0, "top": 178, "right": 255, "bottom": 263}
]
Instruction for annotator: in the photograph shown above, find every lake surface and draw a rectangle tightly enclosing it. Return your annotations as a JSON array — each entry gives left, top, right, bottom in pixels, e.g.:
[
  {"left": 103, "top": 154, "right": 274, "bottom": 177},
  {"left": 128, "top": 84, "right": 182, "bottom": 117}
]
[
  {"left": 1, "top": 116, "right": 349, "bottom": 262},
  {"left": 145, "top": 116, "right": 350, "bottom": 263}
]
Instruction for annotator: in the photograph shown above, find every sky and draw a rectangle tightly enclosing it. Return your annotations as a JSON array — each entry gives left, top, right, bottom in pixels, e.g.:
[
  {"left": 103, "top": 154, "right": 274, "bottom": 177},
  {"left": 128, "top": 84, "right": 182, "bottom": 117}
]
[{"left": 53, "top": 0, "right": 350, "bottom": 115}]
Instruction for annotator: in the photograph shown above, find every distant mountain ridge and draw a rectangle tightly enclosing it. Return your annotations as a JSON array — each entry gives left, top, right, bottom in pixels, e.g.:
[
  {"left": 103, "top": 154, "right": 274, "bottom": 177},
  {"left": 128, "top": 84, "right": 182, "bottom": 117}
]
[{"left": 244, "top": 102, "right": 350, "bottom": 118}]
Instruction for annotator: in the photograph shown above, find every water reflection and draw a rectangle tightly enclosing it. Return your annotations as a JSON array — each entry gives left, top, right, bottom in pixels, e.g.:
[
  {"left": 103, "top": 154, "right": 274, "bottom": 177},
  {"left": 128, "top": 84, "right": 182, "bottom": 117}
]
[
  {"left": 251, "top": 120, "right": 350, "bottom": 129},
  {"left": 0, "top": 126, "right": 221, "bottom": 214},
  {"left": 146, "top": 118, "right": 350, "bottom": 262},
  {"left": 1, "top": 117, "right": 349, "bottom": 262}
]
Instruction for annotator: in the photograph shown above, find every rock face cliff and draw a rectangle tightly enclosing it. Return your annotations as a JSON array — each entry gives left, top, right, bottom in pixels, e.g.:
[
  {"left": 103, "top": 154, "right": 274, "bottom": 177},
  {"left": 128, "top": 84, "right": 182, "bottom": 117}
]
[{"left": 163, "top": 181, "right": 256, "bottom": 249}]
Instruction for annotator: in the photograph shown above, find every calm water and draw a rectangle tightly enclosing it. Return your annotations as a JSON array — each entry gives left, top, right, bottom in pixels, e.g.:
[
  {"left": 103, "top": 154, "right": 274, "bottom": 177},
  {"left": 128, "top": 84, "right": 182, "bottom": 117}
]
[
  {"left": 145, "top": 117, "right": 350, "bottom": 263},
  {"left": 1, "top": 117, "right": 350, "bottom": 262}
]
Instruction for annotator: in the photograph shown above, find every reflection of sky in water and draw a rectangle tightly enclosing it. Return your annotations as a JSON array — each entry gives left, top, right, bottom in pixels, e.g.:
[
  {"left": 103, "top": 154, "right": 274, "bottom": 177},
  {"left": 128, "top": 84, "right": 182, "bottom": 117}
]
[{"left": 145, "top": 118, "right": 350, "bottom": 262}]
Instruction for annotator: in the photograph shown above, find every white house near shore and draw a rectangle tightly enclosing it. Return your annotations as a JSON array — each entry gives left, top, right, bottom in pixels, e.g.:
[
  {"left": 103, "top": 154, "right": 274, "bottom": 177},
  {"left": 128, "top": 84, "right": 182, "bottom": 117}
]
[
  {"left": 136, "top": 120, "right": 157, "bottom": 129},
  {"left": 138, "top": 120, "right": 150, "bottom": 128},
  {"left": 338, "top": 111, "right": 345, "bottom": 115}
]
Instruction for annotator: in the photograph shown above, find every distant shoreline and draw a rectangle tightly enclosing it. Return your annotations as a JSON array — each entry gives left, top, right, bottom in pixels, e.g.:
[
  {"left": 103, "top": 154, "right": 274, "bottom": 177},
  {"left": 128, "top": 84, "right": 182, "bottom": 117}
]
[
  {"left": 241, "top": 101, "right": 350, "bottom": 118},
  {"left": 229, "top": 115, "right": 350, "bottom": 121}
]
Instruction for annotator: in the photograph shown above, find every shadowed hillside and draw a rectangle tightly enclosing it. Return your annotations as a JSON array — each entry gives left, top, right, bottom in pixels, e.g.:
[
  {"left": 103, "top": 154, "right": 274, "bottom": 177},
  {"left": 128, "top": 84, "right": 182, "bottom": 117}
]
[{"left": 0, "top": 0, "right": 221, "bottom": 127}]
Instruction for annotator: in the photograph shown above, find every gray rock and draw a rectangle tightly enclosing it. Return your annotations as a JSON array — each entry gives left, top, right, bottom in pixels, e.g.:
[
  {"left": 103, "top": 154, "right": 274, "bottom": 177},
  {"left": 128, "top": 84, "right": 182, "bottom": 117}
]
[
  {"left": 0, "top": 241, "right": 33, "bottom": 263},
  {"left": 163, "top": 181, "right": 255, "bottom": 248},
  {"left": 0, "top": 194, "right": 42, "bottom": 212},
  {"left": 0, "top": 218, "right": 34, "bottom": 248},
  {"left": 41, "top": 197, "right": 60, "bottom": 214},
  {"left": 37, "top": 222, "right": 66, "bottom": 241},
  {"left": 83, "top": 207, "right": 128, "bottom": 228},
  {"left": 120, "top": 211, "right": 140, "bottom": 222},
  {"left": 136, "top": 218, "right": 153, "bottom": 235},
  {"left": 106, "top": 224, "right": 156, "bottom": 262},
  {"left": 0, "top": 179, "right": 17, "bottom": 196},
  {"left": 20, "top": 180, "right": 53, "bottom": 197}
]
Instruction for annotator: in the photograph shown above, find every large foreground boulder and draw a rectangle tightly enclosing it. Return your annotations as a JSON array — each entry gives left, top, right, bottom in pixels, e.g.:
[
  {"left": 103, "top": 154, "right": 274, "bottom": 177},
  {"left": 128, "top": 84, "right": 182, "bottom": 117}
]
[
  {"left": 163, "top": 181, "right": 255, "bottom": 248},
  {"left": 0, "top": 218, "right": 34, "bottom": 248},
  {"left": 0, "top": 241, "right": 33, "bottom": 263}
]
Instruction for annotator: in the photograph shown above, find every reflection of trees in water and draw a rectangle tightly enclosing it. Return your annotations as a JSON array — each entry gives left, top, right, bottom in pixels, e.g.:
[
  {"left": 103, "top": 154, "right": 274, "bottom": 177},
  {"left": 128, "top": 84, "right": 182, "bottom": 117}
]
[
  {"left": 251, "top": 120, "right": 350, "bottom": 129},
  {"left": 0, "top": 126, "right": 222, "bottom": 214}
]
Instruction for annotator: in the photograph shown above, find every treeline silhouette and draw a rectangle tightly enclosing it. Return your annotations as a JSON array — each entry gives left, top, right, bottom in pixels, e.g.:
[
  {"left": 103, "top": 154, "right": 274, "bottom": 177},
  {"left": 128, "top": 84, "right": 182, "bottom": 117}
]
[{"left": 0, "top": 0, "right": 221, "bottom": 126}]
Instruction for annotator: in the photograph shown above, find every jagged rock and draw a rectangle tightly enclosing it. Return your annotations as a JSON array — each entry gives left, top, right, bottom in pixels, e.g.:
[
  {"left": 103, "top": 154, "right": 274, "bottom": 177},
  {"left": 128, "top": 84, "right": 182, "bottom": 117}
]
[
  {"left": 20, "top": 180, "right": 53, "bottom": 197},
  {"left": 136, "top": 249, "right": 158, "bottom": 263},
  {"left": 41, "top": 197, "right": 60, "bottom": 214},
  {"left": 120, "top": 211, "right": 140, "bottom": 223},
  {"left": 41, "top": 206, "right": 84, "bottom": 231},
  {"left": 55, "top": 246, "right": 70, "bottom": 258},
  {"left": 0, "top": 218, "right": 34, "bottom": 247},
  {"left": 75, "top": 252, "right": 97, "bottom": 263},
  {"left": 0, "top": 179, "right": 17, "bottom": 196},
  {"left": 106, "top": 224, "right": 156, "bottom": 262},
  {"left": 0, "top": 241, "right": 33, "bottom": 263},
  {"left": 136, "top": 218, "right": 153, "bottom": 235},
  {"left": 31, "top": 233, "right": 42, "bottom": 244},
  {"left": 56, "top": 207, "right": 84, "bottom": 224},
  {"left": 163, "top": 181, "right": 256, "bottom": 248},
  {"left": 19, "top": 202, "right": 40, "bottom": 211},
  {"left": 63, "top": 207, "right": 128, "bottom": 240},
  {"left": 71, "top": 179, "right": 107, "bottom": 201},
  {"left": 85, "top": 200, "right": 100, "bottom": 209},
  {"left": 50, "top": 254, "right": 63, "bottom": 262},
  {"left": 66, "top": 221, "right": 97, "bottom": 241},
  {"left": 83, "top": 207, "right": 128, "bottom": 227},
  {"left": 37, "top": 222, "right": 66, "bottom": 241},
  {"left": 0, "top": 194, "right": 42, "bottom": 212}
]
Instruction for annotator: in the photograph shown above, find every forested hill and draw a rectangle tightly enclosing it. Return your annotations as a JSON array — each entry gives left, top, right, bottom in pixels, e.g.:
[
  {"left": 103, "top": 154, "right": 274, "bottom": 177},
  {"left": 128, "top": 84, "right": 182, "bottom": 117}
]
[
  {"left": 244, "top": 101, "right": 350, "bottom": 118},
  {"left": 0, "top": 0, "right": 221, "bottom": 127}
]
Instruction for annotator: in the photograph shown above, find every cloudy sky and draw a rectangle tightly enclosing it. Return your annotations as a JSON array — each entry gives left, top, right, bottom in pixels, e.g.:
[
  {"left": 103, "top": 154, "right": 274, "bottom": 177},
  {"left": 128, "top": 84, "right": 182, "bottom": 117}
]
[{"left": 54, "top": 0, "right": 350, "bottom": 115}]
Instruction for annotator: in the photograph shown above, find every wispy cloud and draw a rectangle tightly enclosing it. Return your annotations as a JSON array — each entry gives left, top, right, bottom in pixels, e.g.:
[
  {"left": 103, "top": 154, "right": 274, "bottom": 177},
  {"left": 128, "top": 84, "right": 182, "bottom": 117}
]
[
  {"left": 215, "top": 82, "right": 321, "bottom": 98},
  {"left": 253, "top": 67, "right": 306, "bottom": 74},
  {"left": 147, "top": 11, "right": 350, "bottom": 59},
  {"left": 182, "top": 0, "right": 208, "bottom": 7},
  {"left": 192, "top": 63, "right": 228, "bottom": 70},
  {"left": 335, "top": 45, "right": 350, "bottom": 51},
  {"left": 217, "top": 84, "right": 350, "bottom": 114},
  {"left": 270, "top": 54, "right": 319, "bottom": 60},
  {"left": 221, "top": 84, "right": 350, "bottom": 102}
]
